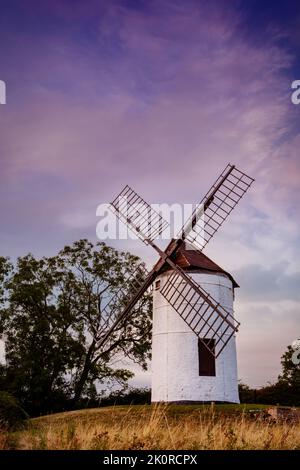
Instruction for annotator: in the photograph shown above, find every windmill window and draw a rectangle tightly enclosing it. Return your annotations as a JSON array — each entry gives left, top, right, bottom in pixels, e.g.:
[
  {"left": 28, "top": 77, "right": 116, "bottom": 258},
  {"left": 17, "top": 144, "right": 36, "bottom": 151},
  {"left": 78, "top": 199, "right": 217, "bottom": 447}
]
[
  {"left": 155, "top": 280, "right": 161, "bottom": 290},
  {"left": 198, "top": 338, "right": 216, "bottom": 376}
]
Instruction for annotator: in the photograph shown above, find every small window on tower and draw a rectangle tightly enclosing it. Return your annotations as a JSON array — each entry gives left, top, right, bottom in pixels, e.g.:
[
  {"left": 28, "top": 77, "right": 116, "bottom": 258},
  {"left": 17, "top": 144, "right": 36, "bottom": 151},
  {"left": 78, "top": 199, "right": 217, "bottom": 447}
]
[
  {"left": 155, "top": 280, "right": 161, "bottom": 290},
  {"left": 198, "top": 338, "right": 216, "bottom": 376}
]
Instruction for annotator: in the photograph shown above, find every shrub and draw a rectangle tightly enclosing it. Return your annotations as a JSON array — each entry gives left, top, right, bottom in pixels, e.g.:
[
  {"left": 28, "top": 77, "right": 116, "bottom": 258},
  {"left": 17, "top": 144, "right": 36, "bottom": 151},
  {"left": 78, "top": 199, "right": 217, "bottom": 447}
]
[{"left": 100, "top": 387, "right": 151, "bottom": 406}]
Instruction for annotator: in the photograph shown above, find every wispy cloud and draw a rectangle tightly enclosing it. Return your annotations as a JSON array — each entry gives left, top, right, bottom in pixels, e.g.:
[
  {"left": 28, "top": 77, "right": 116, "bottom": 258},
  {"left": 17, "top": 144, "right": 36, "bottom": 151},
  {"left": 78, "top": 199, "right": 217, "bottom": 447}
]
[{"left": 0, "top": 0, "right": 299, "bottom": 386}]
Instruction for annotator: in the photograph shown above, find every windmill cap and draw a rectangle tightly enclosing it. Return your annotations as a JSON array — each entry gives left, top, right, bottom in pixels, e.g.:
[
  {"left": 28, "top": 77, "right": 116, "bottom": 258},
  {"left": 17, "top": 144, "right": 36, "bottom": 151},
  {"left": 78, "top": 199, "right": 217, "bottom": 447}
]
[{"left": 159, "top": 240, "right": 239, "bottom": 289}]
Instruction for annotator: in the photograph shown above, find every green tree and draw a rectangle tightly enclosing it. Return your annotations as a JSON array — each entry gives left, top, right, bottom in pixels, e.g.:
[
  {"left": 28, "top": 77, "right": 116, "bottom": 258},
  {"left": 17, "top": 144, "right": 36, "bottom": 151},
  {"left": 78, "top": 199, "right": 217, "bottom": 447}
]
[
  {"left": 0, "top": 240, "right": 152, "bottom": 415},
  {"left": 0, "top": 256, "right": 12, "bottom": 307},
  {"left": 0, "top": 391, "right": 28, "bottom": 429},
  {"left": 278, "top": 340, "right": 300, "bottom": 388},
  {"left": 256, "top": 341, "right": 300, "bottom": 406}
]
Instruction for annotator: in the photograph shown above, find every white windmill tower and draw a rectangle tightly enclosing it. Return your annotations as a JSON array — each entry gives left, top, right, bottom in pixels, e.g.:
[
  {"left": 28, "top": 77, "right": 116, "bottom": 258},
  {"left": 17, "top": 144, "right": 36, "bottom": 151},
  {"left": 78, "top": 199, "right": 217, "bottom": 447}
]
[
  {"left": 151, "top": 243, "right": 240, "bottom": 403},
  {"left": 98, "top": 164, "right": 254, "bottom": 403}
]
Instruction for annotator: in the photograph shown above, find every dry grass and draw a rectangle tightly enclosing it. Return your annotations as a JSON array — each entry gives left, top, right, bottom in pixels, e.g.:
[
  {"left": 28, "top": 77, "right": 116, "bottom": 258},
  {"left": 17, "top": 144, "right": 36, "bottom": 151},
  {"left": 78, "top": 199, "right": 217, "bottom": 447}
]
[{"left": 2, "top": 404, "right": 300, "bottom": 450}]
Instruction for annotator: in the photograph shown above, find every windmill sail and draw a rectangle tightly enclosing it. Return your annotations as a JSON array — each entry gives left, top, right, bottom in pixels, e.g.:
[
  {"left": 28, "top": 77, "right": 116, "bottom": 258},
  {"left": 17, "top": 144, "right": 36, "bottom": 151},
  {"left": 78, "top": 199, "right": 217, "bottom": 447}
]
[
  {"left": 96, "top": 267, "right": 158, "bottom": 349},
  {"left": 110, "top": 185, "right": 169, "bottom": 244},
  {"left": 103, "top": 163, "right": 253, "bottom": 358},
  {"left": 179, "top": 164, "right": 254, "bottom": 251},
  {"left": 159, "top": 267, "right": 240, "bottom": 357}
]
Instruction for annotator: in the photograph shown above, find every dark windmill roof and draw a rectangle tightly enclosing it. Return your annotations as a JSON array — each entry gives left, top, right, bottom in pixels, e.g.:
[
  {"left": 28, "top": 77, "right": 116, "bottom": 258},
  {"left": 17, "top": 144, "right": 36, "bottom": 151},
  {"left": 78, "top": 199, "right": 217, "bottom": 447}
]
[{"left": 158, "top": 241, "right": 239, "bottom": 289}]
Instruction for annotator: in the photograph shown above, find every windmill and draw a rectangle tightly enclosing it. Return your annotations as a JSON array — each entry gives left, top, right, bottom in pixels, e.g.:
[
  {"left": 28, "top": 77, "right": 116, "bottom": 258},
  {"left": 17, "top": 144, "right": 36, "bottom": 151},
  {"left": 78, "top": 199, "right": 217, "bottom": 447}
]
[{"left": 98, "top": 164, "right": 254, "bottom": 403}]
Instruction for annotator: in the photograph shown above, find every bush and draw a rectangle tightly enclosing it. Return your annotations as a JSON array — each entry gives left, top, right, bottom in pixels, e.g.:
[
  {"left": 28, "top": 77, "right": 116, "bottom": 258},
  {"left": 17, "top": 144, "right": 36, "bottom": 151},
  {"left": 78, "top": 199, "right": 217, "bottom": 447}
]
[
  {"left": 257, "top": 382, "right": 300, "bottom": 407},
  {"left": 100, "top": 388, "right": 151, "bottom": 406},
  {"left": 238, "top": 383, "right": 256, "bottom": 403},
  {"left": 238, "top": 381, "right": 300, "bottom": 407},
  {"left": 0, "top": 391, "right": 29, "bottom": 429}
]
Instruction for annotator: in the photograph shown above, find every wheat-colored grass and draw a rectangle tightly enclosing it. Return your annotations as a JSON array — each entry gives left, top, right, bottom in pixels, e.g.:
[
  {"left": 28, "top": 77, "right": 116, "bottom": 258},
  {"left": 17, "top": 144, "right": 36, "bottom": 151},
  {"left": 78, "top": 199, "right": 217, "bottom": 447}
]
[{"left": 2, "top": 404, "right": 300, "bottom": 450}]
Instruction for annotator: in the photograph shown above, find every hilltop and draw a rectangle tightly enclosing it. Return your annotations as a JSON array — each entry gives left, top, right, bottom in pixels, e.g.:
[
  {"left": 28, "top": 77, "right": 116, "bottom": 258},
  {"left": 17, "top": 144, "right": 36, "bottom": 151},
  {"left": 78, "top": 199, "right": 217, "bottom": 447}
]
[{"left": 3, "top": 404, "right": 300, "bottom": 450}]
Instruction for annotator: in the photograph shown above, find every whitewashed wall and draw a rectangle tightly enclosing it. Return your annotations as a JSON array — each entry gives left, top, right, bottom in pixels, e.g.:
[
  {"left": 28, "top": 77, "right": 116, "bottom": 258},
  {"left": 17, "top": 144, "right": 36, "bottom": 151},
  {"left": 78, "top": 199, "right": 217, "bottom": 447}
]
[{"left": 151, "top": 271, "right": 239, "bottom": 403}]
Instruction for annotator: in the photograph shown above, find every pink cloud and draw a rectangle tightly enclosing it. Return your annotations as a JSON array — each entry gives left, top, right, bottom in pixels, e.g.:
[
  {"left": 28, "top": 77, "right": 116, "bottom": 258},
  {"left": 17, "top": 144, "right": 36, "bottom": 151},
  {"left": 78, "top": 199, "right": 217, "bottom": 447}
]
[{"left": 0, "top": 0, "right": 299, "bottom": 386}]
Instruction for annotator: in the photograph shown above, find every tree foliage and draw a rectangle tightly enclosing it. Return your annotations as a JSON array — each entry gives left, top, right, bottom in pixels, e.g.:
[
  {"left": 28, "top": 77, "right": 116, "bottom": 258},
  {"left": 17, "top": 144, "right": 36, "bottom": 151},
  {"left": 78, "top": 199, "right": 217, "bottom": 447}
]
[
  {"left": 239, "top": 341, "right": 300, "bottom": 406},
  {"left": 0, "top": 391, "right": 28, "bottom": 429},
  {"left": 0, "top": 240, "right": 152, "bottom": 415},
  {"left": 278, "top": 340, "right": 300, "bottom": 388}
]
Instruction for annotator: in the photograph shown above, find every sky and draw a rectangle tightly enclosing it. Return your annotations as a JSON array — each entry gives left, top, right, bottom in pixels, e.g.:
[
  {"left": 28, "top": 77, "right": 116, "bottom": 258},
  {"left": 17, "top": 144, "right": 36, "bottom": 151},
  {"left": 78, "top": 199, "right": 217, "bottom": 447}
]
[{"left": 0, "top": 0, "right": 299, "bottom": 388}]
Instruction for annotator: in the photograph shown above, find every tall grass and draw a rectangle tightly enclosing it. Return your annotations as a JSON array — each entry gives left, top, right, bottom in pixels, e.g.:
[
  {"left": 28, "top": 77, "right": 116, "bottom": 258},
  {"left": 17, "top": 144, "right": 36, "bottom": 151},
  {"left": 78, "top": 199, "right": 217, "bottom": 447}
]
[{"left": 2, "top": 404, "right": 300, "bottom": 450}]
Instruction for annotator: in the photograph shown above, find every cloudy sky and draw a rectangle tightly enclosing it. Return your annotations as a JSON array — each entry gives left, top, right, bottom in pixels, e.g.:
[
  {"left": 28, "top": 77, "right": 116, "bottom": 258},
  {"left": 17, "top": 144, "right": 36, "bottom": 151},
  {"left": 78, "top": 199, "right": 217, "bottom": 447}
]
[{"left": 0, "top": 0, "right": 299, "bottom": 388}]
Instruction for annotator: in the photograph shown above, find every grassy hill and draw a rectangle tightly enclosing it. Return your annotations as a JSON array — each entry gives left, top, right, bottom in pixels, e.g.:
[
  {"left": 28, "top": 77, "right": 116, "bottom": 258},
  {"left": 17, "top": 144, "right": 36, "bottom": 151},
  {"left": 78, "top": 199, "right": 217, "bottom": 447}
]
[{"left": 2, "top": 404, "right": 300, "bottom": 450}]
